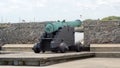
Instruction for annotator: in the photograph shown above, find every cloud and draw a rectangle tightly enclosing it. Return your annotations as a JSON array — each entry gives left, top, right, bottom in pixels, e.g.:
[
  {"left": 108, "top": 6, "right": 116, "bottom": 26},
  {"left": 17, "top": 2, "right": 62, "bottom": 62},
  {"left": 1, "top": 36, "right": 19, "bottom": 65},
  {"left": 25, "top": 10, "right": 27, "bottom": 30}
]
[
  {"left": 0, "top": 0, "right": 48, "bottom": 12},
  {"left": 35, "top": 0, "right": 48, "bottom": 7},
  {"left": 0, "top": 0, "right": 120, "bottom": 22},
  {"left": 97, "top": 0, "right": 120, "bottom": 4},
  {"left": 73, "top": 0, "right": 120, "bottom": 10},
  {"left": 1, "top": 0, "right": 119, "bottom": 12}
]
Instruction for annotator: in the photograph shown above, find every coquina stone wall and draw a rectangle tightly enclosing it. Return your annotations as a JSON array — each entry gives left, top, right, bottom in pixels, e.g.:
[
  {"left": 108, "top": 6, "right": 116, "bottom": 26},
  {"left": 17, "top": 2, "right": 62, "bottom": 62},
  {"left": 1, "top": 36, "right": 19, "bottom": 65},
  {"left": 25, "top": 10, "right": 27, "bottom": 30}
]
[
  {"left": 1, "top": 21, "right": 120, "bottom": 47},
  {"left": 0, "top": 22, "right": 45, "bottom": 45},
  {"left": 84, "top": 21, "right": 120, "bottom": 47},
  {"left": 0, "top": 21, "right": 82, "bottom": 46}
]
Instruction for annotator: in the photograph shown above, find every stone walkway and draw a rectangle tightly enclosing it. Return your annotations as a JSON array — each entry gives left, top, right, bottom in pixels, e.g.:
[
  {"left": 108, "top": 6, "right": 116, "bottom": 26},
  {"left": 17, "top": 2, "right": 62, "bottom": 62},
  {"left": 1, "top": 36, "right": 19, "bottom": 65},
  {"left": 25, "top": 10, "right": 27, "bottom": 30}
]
[
  {"left": 0, "top": 58, "right": 120, "bottom": 68},
  {"left": 0, "top": 52, "right": 94, "bottom": 66}
]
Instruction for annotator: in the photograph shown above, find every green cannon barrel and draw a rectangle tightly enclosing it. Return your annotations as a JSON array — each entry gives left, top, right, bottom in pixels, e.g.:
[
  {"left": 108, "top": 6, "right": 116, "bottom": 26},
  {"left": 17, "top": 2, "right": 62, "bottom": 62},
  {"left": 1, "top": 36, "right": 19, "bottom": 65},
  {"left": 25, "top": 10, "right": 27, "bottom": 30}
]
[{"left": 45, "top": 20, "right": 82, "bottom": 33}]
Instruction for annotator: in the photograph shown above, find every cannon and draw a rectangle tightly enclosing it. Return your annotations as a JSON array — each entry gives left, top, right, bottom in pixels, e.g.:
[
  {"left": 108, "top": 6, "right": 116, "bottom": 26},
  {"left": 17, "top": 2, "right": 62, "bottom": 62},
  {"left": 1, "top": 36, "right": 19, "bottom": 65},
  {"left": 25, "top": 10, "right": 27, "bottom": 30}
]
[{"left": 32, "top": 20, "right": 83, "bottom": 53}]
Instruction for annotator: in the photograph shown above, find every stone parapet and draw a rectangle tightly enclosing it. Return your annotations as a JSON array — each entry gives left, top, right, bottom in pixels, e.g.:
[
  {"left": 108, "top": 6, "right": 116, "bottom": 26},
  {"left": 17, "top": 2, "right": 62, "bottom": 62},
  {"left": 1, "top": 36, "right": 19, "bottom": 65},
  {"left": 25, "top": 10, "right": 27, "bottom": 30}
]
[
  {"left": 0, "top": 23, "right": 45, "bottom": 44},
  {"left": 84, "top": 21, "right": 120, "bottom": 46}
]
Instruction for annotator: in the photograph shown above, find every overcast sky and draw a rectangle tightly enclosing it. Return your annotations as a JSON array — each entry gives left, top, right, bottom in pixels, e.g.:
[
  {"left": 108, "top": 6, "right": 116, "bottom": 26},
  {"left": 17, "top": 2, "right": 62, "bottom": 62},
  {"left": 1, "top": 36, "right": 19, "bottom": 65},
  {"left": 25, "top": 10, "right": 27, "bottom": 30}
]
[{"left": 0, "top": 0, "right": 120, "bottom": 23}]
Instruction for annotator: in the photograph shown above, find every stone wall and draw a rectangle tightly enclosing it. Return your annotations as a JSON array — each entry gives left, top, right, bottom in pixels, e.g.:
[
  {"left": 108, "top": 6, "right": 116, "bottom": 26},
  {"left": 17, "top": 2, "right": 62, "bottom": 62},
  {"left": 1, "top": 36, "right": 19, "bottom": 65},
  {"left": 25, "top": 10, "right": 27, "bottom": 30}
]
[
  {"left": 0, "top": 22, "right": 83, "bottom": 45},
  {"left": 0, "top": 23, "right": 45, "bottom": 45},
  {"left": 84, "top": 21, "right": 120, "bottom": 47},
  {"left": 1, "top": 21, "right": 120, "bottom": 47}
]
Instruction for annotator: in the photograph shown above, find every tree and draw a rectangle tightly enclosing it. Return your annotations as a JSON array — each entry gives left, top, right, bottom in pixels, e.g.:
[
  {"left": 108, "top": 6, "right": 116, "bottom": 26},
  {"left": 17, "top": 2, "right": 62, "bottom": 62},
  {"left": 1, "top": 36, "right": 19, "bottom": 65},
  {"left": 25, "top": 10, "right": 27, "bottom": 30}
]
[
  {"left": 83, "top": 19, "right": 94, "bottom": 22},
  {"left": 101, "top": 16, "right": 120, "bottom": 21}
]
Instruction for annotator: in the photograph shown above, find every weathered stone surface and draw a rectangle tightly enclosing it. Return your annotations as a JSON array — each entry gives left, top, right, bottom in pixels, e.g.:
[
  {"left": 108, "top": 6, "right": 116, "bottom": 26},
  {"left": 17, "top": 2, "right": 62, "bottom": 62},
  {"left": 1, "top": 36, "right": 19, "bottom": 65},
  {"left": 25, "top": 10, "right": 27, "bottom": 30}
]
[
  {"left": 2, "top": 44, "right": 34, "bottom": 52},
  {"left": 84, "top": 21, "right": 120, "bottom": 47},
  {"left": 0, "top": 23, "right": 45, "bottom": 44},
  {"left": 95, "top": 52, "right": 120, "bottom": 58},
  {"left": 90, "top": 44, "right": 120, "bottom": 52},
  {"left": 1, "top": 21, "right": 120, "bottom": 47},
  {"left": 0, "top": 52, "right": 95, "bottom": 66}
]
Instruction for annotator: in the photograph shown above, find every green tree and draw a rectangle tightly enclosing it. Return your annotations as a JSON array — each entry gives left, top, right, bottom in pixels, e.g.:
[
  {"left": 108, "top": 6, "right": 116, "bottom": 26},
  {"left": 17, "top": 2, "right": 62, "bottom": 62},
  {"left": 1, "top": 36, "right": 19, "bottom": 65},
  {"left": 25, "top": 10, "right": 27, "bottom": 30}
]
[
  {"left": 101, "top": 16, "right": 120, "bottom": 21},
  {"left": 83, "top": 19, "right": 94, "bottom": 22}
]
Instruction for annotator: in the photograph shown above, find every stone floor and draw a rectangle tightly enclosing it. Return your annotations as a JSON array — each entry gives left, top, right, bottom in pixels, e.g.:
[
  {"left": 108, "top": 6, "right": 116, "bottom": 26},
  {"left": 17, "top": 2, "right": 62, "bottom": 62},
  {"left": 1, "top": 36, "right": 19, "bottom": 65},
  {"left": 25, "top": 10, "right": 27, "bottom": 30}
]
[
  {"left": 0, "top": 51, "right": 92, "bottom": 58},
  {"left": 0, "top": 58, "right": 120, "bottom": 68},
  {"left": 0, "top": 52, "right": 94, "bottom": 66}
]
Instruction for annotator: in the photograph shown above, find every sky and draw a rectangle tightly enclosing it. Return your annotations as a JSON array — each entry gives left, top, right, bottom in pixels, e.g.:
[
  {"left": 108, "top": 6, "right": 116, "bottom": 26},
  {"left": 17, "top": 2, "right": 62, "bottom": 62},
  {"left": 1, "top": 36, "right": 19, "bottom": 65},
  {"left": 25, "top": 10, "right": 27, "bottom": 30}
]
[{"left": 0, "top": 0, "right": 120, "bottom": 23}]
